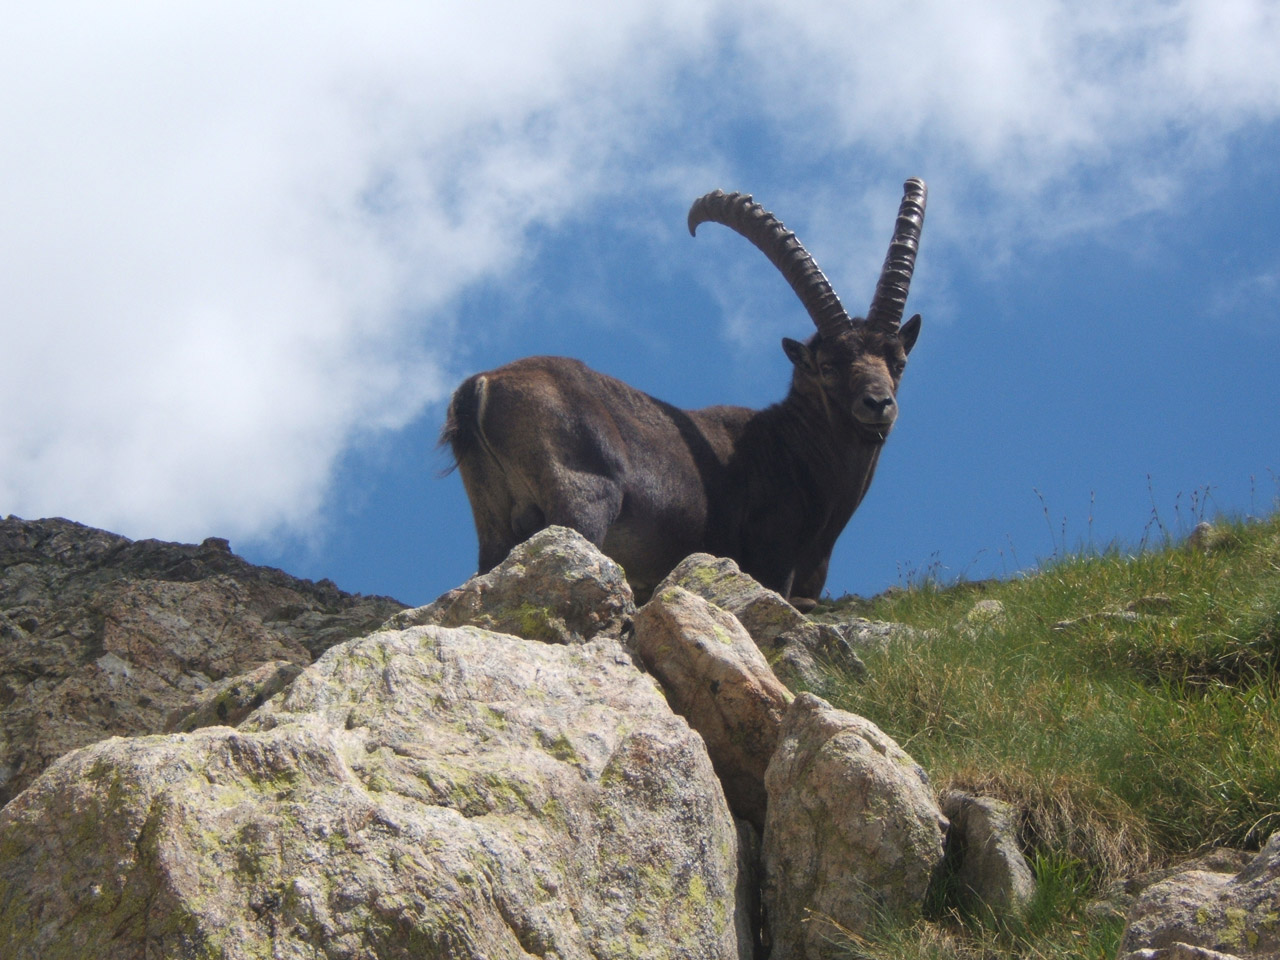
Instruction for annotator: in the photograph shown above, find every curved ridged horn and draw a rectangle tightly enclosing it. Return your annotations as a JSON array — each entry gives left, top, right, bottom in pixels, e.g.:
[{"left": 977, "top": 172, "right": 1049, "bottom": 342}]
[
  {"left": 866, "top": 178, "right": 927, "bottom": 332},
  {"left": 688, "top": 190, "right": 852, "bottom": 341}
]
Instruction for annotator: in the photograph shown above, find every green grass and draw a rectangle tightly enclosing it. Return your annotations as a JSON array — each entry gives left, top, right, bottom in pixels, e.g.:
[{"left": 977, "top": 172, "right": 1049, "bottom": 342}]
[{"left": 809, "top": 511, "right": 1280, "bottom": 958}]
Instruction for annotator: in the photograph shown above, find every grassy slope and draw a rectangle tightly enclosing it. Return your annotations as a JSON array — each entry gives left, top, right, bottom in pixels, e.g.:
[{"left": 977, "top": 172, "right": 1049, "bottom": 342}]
[{"left": 810, "top": 514, "right": 1280, "bottom": 959}]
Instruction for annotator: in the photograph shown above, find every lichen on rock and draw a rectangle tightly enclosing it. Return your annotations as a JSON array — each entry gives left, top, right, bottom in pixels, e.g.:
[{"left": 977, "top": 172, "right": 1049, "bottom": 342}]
[
  {"left": 762, "top": 692, "right": 947, "bottom": 957},
  {"left": 0, "top": 515, "right": 403, "bottom": 806},
  {"left": 0, "top": 624, "right": 747, "bottom": 960},
  {"left": 654, "top": 553, "right": 865, "bottom": 690},
  {"left": 383, "top": 526, "right": 635, "bottom": 645},
  {"left": 632, "top": 585, "right": 791, "bottom": 829},
  {"left": 1120, "top": 832, "right": 1280, "bottom": 959}
]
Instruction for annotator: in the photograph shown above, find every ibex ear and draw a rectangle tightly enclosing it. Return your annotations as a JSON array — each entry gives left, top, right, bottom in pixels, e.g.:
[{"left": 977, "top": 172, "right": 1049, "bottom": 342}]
[
  {"left": 782, "top": 337, "right": 814, "bottom": 372},
  {"left": 900, "top": 314, "right": 922, "bottom": 355}
]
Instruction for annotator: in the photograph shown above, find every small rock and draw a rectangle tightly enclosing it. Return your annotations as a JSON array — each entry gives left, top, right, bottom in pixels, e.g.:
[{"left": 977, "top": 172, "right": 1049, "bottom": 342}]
[
  {"left": 655, "top": 554, "right": 864, "bottom": 689},
  {"left": 829, "top": 616, "right": 930, "bottom": 654},
  {"left": 1053, "top": 596, "right": 1175, "bottom": 632},
  {"left": 1187, "top": 521, "right": 1215, "bottom": 553},
  {"left": 384, "top": 526, "right": 634, "bottom": 644},
  {"left": 965, "top": 599, "right": 1006, "bottom": 628},
  {"left": 1120, "top": 832, "right": 1280, "bottom": 958},
  {"left": 656, "top": 554, "right": 806, "bottom": 645},
  {"left": 940, "top": 791, "right": 1036, "bottom": 917},
  {"left": 1123, "top": 945, "right": 1247, "bottom": 960},
  {"left": 1093, "top": 847, "right": 1254, "bottom": 922},
  {"left": 1053, "top": 609, "right": 1142, "bottom": 632}
]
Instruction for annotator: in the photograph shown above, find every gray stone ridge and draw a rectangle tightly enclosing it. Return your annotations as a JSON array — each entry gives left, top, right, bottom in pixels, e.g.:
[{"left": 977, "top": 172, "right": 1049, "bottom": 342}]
[{"left": 0, "top": 515, "right": 404, "bottom": 805}]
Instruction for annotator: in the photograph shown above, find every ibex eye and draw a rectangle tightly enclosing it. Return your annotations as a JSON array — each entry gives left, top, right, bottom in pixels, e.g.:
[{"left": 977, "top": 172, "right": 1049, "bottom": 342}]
[{"left": 820, "top": 364, "right": 836, "bottom": 377}]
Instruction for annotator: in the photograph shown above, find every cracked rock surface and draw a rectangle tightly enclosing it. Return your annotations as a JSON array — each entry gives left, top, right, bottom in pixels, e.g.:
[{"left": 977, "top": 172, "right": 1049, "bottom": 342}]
[{"left": 0, "top": 515, "right": 402, "bottom": 805}]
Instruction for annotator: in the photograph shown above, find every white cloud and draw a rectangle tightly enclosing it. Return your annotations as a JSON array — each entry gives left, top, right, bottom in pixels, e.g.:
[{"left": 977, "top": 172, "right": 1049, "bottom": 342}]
[
  {"left": 1210, "top": 261, "right": 1280, "bottom": 333},
  {"left": 0, "top": 2, "right": 719, "bottom": 542},
  {"left": 1, "top": 1, "right": 1277, "bottom": 545},
  {"left": 697, "top": 0, "right": 1280, "bottom": 317},
  {"left": 734, "top": 0, "right": 1280, "bottom": 171}
]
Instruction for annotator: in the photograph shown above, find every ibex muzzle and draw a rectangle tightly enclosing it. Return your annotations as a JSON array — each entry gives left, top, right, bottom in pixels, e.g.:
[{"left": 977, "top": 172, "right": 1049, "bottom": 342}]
[{"left": 443, "top": 179, "right": 927, "bottom": 609}]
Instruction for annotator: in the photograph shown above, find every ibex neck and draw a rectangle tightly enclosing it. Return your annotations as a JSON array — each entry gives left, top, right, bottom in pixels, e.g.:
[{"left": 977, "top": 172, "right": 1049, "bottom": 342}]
[{"left": 772, "top": 394, "right": 883, "bottom": 497}]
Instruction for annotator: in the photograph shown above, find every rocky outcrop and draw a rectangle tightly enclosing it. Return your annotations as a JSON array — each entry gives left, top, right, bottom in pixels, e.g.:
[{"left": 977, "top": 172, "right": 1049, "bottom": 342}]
[
  {"left": 1119, "top": 832, "right": 1280, "bottom": 959},
  {"left": 655, "top": 554, "right": 865, "bottom": 689},
  {"left": 632, "top": 585, "right": 792, "bottom": 829},
  {"left": 385, "top": 526, "right": 633, "bottom": 644},
  {"left": 0, "top": 625, "right": 747, "bottom": 960},
  {"left": 1, "top": 518, "right": 957, "bottom": 959},
  {"left": 762, "top": 693, "right": 947, "bottom": 955},
  {"left": 940, "top": 791, "right": 1036, "bottom": 918},
  {"left": 0, "top": 516, "right": 403, "bottom": 805}
]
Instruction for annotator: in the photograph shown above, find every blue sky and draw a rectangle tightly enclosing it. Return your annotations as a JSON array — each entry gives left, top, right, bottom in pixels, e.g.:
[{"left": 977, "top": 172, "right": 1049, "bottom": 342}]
[{"left": 3, "top": 3, "right": 1278, "bottom": 606}]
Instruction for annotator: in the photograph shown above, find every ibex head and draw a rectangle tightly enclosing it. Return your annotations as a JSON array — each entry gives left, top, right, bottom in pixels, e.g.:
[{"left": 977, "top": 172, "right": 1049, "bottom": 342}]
[{"left": 688, "top": 179, "right": 926, "bottom": 443}]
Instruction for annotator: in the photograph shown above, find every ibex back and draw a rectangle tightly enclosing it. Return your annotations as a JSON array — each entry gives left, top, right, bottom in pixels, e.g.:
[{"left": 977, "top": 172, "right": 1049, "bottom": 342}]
[{"left": 443, "top": 180, "right": 926, "bottom": 610}]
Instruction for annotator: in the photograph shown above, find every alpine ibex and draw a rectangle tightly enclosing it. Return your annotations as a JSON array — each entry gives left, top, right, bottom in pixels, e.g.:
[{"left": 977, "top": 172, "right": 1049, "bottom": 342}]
[{"left": 443, "top": 179, "right": 926, "bottom": 609}]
